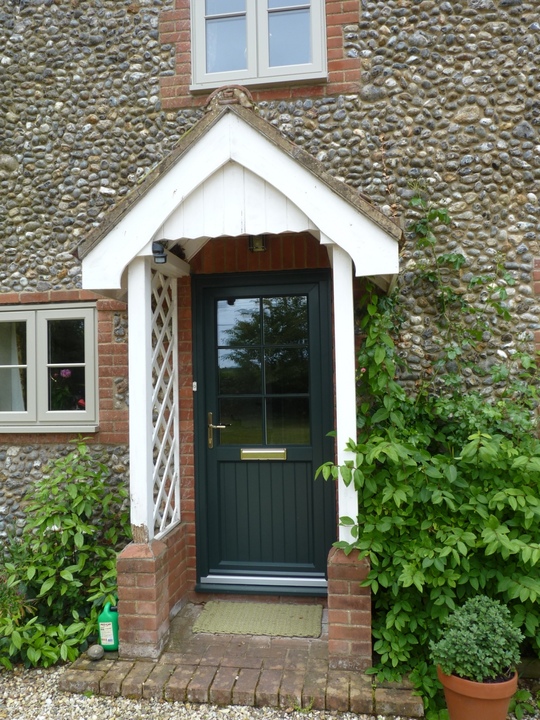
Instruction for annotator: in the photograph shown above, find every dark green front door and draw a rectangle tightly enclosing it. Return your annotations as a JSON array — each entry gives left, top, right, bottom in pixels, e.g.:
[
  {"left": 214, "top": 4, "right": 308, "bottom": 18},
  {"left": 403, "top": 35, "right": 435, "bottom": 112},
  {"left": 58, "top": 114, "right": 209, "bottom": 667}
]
[{"left": 194, "top": 272, "right": 335, "bottom": 594}]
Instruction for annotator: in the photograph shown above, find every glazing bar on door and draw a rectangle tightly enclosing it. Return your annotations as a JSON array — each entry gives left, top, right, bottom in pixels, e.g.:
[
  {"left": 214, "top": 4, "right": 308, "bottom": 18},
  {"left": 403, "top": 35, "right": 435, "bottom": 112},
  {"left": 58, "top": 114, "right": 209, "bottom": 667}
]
[{"left": 240, "top": 448, "right": 287, "bottom": 461}]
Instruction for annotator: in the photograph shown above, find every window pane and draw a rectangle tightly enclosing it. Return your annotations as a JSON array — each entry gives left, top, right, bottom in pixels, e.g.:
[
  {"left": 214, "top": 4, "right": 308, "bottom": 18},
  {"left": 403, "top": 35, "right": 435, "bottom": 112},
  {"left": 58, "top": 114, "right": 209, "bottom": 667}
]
[
  {"left": 268, "top": 9, "right": 310, "bottom": 66},
  {"left": 206, "top": 0, "right": 245, "bottom": 14},
  {"left": 48, "top": 366, "right": 86, "bottom": 411},
  {"left": 47, "top": 319, "right": 86, "bottom": 411},
  {"left": 265, "top": 348, "right": 308, "bottom": 394},
  {"left": 217, "top": 298, "right": 260, "bottom": 346},
  {"left": 263, "top": 296, "right": 308, "bottom": 345},
  {"left": 219, "top": 397, "right": 263, "bottom": 444},
  {"left": 0, "top": 369, "right": 27, "bottom": 411},
  {"left": 267, "top": 397, "right": 310, "bottom": 444},
  {"left": 219, "top": 348, "right": 261, "bottom": 394},
  {"left": 268, "top": 0, "right": 308, "bottom": 7},
  {"left": 48, "top": 319, "right": 85, "bottom": 364},
  {"left": 0, "top": 322, "right": 27, "bottom": 411},
  {"left": 207, "top": 16, "right": 247, "bottom": 73}
]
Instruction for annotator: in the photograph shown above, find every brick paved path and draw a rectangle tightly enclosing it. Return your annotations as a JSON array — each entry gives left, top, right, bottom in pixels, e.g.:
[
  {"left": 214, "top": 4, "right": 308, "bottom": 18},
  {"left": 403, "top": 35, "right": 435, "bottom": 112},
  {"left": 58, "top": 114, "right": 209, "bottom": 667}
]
[{"left": 59, "top": 603, "right": 423, "bottom": 717}]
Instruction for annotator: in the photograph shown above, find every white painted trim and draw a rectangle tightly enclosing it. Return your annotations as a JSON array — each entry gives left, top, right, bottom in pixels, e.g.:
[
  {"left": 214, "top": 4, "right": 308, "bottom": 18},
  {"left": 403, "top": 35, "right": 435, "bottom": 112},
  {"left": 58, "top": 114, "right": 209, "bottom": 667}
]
[
  {"left": 127, "top": 257, "right": 155, "bottom": 541},
  {"left": 81, "top": 112, "right": 398, "bottom": 292},
  {"left": 190, "top": 0, "right": 326, "bottom": 91},
  {"left": 199, "top": 575, "right": 327, "bottom": 588},
  {"left": 328, "top": 242, "right": 358, "bottom": 543},
  {"left": 137, "top": 242, "right": 191, "bottom": 279}
]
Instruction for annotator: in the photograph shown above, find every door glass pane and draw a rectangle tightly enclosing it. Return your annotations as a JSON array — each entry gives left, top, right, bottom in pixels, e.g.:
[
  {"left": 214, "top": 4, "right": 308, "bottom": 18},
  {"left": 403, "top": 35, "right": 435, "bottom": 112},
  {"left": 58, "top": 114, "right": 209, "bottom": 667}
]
[
  {"left": 265, "top": 348, "right": 308, "bottom": 394},
  {"left": 47, "top": 319, "right": 86, "bottom": 411},
  {"left": 268, "top": 9, "right": 310, "bottom": 67},
  {"left": 267, "top": 397, "right": 310, "bottom": 444},
  {"left": 206, "top": 0, "right": 245, "bottom": 14},
  {"left": 218, "top": 298, "right": 260, "bottom": 346},
  {"left": 263, "top": 296, "right": 308, "bottom": 345},
  {"left": 219, "top": 348, "right": 261, "bottom": 394},
  {"left": 207, "top": 16, "right": 247, "bottom": 73},
  {"left": 0, "top": 322, "right": 27, "bottom": 411},
  {"left": 220, "top": 397, "right": 263, "bottom": 444}
]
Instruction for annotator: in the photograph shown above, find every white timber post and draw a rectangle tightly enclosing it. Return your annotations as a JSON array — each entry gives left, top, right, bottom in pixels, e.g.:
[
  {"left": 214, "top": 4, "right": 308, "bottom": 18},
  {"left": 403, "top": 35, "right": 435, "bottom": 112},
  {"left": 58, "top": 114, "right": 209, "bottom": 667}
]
[
  {"left": 128, "top": 256, "right": 155, "bottom": 543},
  {"left": 328, "top": 242, "right": 358, "bottom": 543}
]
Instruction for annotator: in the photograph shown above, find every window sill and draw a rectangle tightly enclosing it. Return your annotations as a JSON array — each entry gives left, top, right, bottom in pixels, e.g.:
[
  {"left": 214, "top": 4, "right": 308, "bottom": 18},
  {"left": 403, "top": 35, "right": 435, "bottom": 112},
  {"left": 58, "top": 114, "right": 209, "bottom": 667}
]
[
  {"left": 190, "top": 70, "right": 328, "bottom": 95},
  {"left": 0, "top": 424, "right": 100, "bottom": 434}
]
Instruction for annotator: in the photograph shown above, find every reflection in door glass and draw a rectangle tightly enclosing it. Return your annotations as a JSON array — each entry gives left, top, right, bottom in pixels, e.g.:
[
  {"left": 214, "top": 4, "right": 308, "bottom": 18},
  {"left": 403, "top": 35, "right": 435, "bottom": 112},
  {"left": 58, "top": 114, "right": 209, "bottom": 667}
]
[
  {"left": 265, "top": 347, "right": 308, "bottom": 394},
  {"left": 220, "top": 397, "right": 263, "bottom": 444},
  {"left": 267, "top": 397, "right": 310, "bottom": 444},
  {"left": 263, "top": 296, "right": 307, "bottom": 345},
  {"left": 217, "top": 298, "right": 260, "bottom": 346},
  {"left": 218, "top": 348, "right": 261, "bottom": 394},
  {"left": 216, "top": 294, "right": 310, "bottom": 446}
]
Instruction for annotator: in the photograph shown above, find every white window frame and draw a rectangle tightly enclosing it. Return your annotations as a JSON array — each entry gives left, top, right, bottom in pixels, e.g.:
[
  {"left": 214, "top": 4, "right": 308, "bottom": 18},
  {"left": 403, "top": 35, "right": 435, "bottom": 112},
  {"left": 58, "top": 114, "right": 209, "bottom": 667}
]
[
  {"left": 191, "top": 0, "right": 327, "bottom": 91},
  {"left": 0, "top": 304, "right": 98, "bottom": 433}
]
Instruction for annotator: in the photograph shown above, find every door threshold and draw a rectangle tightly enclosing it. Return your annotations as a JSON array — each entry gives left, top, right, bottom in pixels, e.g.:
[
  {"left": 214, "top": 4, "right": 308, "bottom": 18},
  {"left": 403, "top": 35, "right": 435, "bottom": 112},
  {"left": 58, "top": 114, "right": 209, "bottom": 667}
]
[
  {"left": 197, "top": 574, "right": 328, "bottom": 596},
  {"left": 195, "top": 582, "right": 328, "bottom": 597}
]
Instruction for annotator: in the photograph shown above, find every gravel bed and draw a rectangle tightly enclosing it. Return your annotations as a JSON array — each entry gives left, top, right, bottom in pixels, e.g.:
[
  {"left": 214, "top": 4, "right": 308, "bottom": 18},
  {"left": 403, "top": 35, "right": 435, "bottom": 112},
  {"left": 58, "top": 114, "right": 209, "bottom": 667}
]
[{"left": 0, "top": 666, "right": 394, "bottom": 720}]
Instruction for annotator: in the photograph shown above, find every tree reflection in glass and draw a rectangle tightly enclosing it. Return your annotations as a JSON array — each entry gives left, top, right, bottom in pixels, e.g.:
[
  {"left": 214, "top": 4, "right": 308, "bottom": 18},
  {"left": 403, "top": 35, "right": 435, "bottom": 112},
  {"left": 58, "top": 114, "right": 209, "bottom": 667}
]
[{"left": 216, "top": 295, "right": 310, "bottom": 445}]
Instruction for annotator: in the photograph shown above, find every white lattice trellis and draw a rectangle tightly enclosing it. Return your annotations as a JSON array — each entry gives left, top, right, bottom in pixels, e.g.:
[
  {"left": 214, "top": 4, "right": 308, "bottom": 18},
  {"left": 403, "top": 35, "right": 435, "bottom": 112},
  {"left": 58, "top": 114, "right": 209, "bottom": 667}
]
[{"left": 151, "top": 271, "right": 180, "bottom": 537}]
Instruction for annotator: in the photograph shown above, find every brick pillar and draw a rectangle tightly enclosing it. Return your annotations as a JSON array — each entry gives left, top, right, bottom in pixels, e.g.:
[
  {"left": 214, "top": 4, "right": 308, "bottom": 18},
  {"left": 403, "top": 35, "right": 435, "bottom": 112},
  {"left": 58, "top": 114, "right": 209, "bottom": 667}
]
[
  {"left": 327, "top": 547, "right": 372, "bottom": 671},
  {"left": 116, "top": 539, "right": 170, "bottom": 659}
]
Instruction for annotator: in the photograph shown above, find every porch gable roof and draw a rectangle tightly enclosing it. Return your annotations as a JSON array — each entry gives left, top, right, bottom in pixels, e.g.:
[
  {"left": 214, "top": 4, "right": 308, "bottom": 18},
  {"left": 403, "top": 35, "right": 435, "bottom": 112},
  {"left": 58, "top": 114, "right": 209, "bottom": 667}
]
[{"left": 77, "top": 103, "right": 402, "bottom": 293}]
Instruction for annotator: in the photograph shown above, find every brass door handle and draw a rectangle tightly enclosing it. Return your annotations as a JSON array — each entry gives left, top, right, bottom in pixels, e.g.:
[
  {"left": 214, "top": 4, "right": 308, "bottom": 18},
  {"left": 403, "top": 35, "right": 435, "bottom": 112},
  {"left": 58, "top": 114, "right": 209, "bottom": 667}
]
[{"left": 208, "top": 412, "right": 227, "bottom": 448}]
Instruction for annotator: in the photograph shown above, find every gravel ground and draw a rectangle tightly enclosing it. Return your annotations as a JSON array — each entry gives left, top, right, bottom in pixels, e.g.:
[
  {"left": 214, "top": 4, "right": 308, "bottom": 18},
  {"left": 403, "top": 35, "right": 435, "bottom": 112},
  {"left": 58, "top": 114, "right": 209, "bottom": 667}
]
[{"left": 0, "top": 666, "right": 394, "bottom": 720}]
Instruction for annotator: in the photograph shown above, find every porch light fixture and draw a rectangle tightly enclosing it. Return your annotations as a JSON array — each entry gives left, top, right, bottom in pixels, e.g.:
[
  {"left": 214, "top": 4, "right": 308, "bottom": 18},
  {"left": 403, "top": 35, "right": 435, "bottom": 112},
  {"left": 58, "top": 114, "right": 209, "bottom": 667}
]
[
  {"left": 248, "top": 234, "right": 267, "bottom": 253},
  {"left": 152, "top": 242, "right": 167, "bottom": 264}
]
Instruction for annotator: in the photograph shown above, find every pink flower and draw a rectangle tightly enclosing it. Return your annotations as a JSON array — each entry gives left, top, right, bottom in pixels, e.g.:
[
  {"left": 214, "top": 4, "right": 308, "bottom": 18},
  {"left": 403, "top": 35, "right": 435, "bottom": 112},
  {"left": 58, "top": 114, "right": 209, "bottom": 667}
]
[{"left": 60, "top": 368, "right": 72, "bottom": 378}]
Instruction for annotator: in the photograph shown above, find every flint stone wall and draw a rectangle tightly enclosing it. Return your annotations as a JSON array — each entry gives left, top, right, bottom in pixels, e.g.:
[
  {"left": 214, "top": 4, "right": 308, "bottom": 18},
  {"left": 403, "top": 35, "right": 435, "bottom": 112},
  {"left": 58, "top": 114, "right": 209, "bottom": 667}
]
[
  {"left": 0, "top": 444, "right": 129, "bottom": 540},
  {"left": 0, "top": 0, "right": 539, "bottom": 525}
]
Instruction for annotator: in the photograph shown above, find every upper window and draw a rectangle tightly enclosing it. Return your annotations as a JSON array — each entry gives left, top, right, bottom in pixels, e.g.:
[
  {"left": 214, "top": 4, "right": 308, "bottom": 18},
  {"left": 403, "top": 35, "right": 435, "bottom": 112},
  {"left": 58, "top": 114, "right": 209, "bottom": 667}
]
[
  {"left": 0, "top": 305, "right": 97, "bottom": 432},
  {"left": 191, "top": 0, "right": 327, "bottom": 91}
]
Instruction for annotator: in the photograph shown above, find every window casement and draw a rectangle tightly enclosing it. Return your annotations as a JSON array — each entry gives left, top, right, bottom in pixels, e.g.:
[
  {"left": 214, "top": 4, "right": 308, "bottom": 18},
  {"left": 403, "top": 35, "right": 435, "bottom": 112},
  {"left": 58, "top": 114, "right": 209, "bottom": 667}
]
[
  {"left": 0, "top": 305, "right": 97, "bottom": 432},
  {"left": 191, "top": 0, "right": 327, "bottom": 91}
]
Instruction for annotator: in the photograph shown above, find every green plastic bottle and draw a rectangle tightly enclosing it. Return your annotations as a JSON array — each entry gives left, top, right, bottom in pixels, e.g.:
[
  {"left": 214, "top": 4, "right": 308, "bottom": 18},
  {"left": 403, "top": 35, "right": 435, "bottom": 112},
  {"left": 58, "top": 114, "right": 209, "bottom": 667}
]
[{"left": 98, "top": 602, "right": 119, "bottom": 651}]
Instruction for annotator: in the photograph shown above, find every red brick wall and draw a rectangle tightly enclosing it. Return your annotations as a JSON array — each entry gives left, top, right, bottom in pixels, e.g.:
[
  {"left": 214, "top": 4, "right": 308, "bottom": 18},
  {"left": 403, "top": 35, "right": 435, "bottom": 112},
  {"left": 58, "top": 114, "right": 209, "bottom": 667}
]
[
  {"left": 190, "top": 233, "right": 331, "bottom": 274},
  {"left": 117, "top": 539, "right": 170, "bottom": 659},
  {"left": 159, "top": 1, "right": 362, "bottom": 109},
  {"left": 0, "top": 290, "right": 129, "bottom": 446},
  {"left": 327, "top": 547, "right": 372, "bottom": 670}
]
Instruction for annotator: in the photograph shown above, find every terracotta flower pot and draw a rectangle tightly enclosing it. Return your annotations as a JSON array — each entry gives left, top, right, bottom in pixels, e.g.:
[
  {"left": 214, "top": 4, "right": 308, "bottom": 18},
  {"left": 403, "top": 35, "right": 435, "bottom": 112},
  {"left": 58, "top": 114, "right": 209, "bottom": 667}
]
[{"left": 437, "top": 666, "right": 518, "bottom": 720}]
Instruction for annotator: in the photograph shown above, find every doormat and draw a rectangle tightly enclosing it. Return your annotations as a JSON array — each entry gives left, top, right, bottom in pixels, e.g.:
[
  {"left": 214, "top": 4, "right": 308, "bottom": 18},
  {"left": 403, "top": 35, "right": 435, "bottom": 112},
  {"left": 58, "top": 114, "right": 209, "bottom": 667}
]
[{"left": 192, "top": 600, "right": 323, "bottom": 637}]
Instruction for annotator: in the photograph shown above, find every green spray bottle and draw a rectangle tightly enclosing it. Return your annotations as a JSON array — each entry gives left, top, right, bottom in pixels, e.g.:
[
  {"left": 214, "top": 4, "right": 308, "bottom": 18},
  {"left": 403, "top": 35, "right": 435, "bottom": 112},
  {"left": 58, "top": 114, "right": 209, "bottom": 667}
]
[{"left": 98, "top": 602, "right": 119, "bottom": 651}]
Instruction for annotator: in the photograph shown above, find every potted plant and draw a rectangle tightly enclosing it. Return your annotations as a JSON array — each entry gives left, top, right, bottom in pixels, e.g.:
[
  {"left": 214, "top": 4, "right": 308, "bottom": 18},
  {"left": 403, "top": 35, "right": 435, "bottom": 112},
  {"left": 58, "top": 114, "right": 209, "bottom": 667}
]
[{"left": 430, "top": 595, "right": 523, "bottom": 720}]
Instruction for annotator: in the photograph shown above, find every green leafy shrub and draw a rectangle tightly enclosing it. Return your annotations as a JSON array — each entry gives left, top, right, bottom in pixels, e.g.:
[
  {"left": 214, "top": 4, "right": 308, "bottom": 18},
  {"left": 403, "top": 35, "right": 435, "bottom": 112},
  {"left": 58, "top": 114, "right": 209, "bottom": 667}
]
[
  {"left": 318, "top": 195, "right": 540, "bottom": 717},
  {"left": 430, "top": 595, "right": 523, "bottom": 683},
  {"left": 0, "top": 574, "right": 34, "bottom": 622},
  {"left": 0, "top": 439, "right": 130, "bottom": 668}
]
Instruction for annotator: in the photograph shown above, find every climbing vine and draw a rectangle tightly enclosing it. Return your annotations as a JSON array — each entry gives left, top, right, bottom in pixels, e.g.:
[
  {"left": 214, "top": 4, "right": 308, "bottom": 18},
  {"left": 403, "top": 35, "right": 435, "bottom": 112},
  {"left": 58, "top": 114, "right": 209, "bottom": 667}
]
[{"left": 318, "top": 194, "right": 540, "bottom": 717}]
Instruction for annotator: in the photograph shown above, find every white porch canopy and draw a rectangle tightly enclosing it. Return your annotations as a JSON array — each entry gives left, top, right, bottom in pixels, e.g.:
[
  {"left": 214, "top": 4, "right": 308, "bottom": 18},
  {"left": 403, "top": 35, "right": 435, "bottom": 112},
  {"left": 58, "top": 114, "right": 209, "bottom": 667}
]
[{"left": 78, "top": 104, "right": 401, "bottom": 544}]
